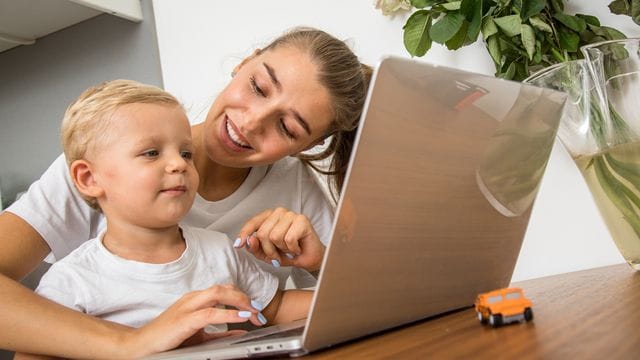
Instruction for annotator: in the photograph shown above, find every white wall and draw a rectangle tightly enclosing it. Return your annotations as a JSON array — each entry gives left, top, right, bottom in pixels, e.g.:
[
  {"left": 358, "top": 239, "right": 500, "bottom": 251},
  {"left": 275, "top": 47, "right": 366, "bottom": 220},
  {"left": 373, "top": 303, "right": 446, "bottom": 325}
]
[{"left": 152, "top": 0, "right": 640, "bottom": 281}]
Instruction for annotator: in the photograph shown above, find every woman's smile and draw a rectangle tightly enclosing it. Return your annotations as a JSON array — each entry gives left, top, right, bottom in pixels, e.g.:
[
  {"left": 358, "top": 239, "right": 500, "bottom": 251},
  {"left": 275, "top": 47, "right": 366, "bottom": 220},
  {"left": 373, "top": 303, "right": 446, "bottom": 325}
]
[
  {"left": 220, "top": 115, "right": 254, "bottom": 152},
  {"left": 225, "top": 117, "right": 253, "bottom": 149}
]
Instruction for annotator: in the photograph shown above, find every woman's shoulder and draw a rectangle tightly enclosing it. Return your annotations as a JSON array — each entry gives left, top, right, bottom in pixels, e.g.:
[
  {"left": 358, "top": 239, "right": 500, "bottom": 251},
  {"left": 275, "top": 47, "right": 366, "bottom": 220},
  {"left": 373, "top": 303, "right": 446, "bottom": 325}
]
[
  {"left": 265, "top": 157, "right": 322, "bottom": 186},
  {"left": 266, "top": 156, "right": 305, "bottom": 174}
]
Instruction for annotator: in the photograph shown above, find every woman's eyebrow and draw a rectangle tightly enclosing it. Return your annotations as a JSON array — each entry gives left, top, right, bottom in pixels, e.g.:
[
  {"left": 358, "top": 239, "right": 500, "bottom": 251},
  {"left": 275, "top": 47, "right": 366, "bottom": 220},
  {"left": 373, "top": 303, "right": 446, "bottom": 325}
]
[
  {"left": 263, "top": 62, "right": 281, "bottom": 89},
  {"left": 263, "top": 62, "right": 311, "bottom": 135}
]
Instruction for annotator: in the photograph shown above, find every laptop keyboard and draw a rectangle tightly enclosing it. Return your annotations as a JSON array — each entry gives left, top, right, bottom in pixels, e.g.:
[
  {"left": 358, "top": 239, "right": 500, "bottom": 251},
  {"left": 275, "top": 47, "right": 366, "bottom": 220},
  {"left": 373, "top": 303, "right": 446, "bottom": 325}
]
[{"left": 231, "top": 326, "right": 304, "bottom": 344}]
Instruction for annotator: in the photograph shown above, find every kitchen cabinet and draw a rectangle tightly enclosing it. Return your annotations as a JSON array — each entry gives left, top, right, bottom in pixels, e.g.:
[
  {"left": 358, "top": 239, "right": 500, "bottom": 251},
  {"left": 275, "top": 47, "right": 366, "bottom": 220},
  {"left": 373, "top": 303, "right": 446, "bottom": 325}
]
[{"left": 0, "top": 0, "right": 142, "bottom": 53}]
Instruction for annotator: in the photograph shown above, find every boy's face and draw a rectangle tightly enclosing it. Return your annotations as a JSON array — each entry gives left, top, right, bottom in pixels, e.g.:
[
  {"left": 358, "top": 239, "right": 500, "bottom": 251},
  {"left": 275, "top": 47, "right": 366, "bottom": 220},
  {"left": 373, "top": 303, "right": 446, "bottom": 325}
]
[{"left": 90, "top": 103, "right": 198, "bottom": 229}]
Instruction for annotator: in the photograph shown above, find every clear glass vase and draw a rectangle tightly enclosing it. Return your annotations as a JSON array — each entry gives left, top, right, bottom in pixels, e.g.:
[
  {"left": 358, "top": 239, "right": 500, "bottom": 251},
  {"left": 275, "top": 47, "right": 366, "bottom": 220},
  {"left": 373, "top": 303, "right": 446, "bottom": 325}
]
[{"left": 525, "top": 38, "right": 640, "bottom": 270}]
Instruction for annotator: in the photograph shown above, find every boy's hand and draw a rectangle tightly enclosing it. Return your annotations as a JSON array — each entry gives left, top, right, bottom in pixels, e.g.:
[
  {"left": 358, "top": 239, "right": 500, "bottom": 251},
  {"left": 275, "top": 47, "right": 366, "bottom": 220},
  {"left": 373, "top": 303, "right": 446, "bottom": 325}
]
[{"left": 236, "top": 208, "right": 325, "bottom": 272}]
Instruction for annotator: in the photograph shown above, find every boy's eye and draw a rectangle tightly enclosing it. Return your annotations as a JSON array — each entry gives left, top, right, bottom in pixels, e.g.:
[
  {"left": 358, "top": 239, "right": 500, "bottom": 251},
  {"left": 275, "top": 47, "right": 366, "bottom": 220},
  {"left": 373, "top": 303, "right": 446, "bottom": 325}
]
[
  {"left": 181, "top": 150, "right": 193, "bottom": 160},
  {"left": 142, "top": 149, "right": 159, "bottom": 157},
  {"left": 250, "top": 76, "right": 266, "bottom": 97}
]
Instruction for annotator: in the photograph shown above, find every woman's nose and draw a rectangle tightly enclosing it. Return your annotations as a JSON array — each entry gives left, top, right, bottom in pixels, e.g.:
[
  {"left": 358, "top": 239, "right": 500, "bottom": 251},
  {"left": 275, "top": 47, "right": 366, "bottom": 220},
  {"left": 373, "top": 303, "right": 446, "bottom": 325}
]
[{"left": 242, "top": 104, "right": 276, "bottom": 134}]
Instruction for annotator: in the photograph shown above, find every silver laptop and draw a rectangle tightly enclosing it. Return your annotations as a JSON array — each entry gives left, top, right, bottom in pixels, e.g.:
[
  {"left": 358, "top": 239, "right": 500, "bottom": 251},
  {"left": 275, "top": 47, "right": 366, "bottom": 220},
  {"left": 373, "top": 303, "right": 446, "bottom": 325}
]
[{"left": 146, "top": 56, "right": 567, "bottom": 359}]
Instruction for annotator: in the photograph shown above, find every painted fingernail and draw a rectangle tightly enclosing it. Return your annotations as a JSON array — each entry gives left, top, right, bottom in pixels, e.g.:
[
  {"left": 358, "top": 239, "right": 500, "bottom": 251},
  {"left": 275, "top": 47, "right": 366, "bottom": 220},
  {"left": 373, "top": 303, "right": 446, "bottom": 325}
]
[
  {"left": 233, "top": 238, "right": 242, "bottom": 248},
  {"left": 238, "top": 311, "right": 252, "bottom": 318},
  {"left": 257, "top": 312, "right": 267, "bottom": 325},
  {"left": 251, "top": 300, "right": 265, "bottom": 311},
  {"left": 285, "top": 253, "right": 295, "bottom": 260},
  {"left": 271, "top": 259, "right": 281, "bottom": 268},
  {"left": 246, "top": 236, "right": 252, "bottom": 247}
]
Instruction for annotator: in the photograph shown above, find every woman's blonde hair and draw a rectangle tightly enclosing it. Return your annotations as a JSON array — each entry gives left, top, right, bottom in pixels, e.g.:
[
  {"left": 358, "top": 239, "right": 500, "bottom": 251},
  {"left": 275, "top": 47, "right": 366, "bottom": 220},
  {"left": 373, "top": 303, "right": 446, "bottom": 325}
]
[
  {"left": 61, "top": 79, "right": 182, "bottom": 165},
  {"left": 263, "top": 27, "right": 373, "bottom": 200},
  {"left": 61, "top": 79, "right": 182, "bottom": 209}
]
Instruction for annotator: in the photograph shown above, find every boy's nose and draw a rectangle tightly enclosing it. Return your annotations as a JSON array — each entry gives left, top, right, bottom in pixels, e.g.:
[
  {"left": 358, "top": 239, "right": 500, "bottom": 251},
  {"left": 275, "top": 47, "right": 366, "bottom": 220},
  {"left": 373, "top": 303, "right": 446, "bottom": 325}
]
[{"left": 166, "top": 154, "right": 187, "bottom": 173}]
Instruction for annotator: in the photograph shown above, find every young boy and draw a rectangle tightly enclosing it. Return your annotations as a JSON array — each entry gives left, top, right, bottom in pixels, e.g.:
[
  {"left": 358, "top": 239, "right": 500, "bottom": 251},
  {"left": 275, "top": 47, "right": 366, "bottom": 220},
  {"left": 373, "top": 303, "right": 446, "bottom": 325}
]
[{"left": 32, "top": 80, "right": 311, "bottom": 336}]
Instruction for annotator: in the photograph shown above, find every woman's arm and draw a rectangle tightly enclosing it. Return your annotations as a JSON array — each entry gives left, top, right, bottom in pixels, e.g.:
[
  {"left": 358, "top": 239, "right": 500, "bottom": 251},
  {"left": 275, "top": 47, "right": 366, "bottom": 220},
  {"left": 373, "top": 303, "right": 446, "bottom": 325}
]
[
  {"left": 0, "top": 212, "right": 135, "bottom": 357},
  {"left": 0, "top": 213, "right": 261, "bottom": 358},
  {"left": 261, "top": 289, "right": 313, "bottom": 325}
]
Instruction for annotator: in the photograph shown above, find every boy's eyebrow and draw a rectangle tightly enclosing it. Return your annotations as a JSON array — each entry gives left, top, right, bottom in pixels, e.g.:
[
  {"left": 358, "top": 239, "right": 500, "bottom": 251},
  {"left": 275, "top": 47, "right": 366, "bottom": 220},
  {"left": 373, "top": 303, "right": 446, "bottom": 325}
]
[{"left": 263, "top": 62, "right": 312, "bottom": 136}]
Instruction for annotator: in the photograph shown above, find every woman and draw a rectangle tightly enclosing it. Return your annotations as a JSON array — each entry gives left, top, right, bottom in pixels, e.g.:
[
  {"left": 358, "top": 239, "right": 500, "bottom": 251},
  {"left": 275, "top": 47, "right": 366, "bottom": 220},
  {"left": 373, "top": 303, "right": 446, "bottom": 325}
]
[{"left": 0, "top": 27, "right": 372, "bottom": 358}]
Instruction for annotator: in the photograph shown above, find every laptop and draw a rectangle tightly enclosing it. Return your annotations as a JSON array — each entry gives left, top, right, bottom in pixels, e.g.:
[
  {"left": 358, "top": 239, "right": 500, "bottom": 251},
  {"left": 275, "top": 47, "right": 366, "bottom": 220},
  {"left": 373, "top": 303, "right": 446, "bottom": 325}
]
[{"left": 146, "top": 56, "right": 567, "bottom": 359}]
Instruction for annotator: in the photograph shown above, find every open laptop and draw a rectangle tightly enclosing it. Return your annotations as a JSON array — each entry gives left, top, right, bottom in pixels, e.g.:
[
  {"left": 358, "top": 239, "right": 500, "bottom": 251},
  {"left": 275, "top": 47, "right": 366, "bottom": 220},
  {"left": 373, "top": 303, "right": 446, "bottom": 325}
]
[{"left": 146, "top": 56, "right": 567, "bottom": 359}]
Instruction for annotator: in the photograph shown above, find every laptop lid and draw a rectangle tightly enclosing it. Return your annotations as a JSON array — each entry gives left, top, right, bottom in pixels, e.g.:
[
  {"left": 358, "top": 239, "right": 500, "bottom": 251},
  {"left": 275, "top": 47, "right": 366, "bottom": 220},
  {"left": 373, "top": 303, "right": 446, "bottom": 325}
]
[
  {"left": 146, "top": 56, "right": 567, "bottom": 359},
  {"left": 302, "top": 55, "right": 566, "bottom": 351}
]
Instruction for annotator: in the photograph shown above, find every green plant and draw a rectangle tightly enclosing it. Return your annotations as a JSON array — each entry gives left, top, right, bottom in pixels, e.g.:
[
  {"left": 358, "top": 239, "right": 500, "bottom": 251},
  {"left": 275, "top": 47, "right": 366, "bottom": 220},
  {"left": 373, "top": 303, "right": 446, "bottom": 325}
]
[
  {"left": 609, "top": 0, "right": 640, "bottom": 25},
  {"left": 390, "top": 0, "right": 628, "bottom": 80}
]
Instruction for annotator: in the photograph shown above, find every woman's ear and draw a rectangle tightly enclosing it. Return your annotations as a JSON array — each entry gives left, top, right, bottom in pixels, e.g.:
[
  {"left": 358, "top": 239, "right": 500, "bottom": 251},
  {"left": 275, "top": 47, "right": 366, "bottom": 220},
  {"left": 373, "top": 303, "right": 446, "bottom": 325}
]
[
  {"left": 233, "top": 49, "right": 263, "bottom": 76},
  {"left": 70, "top": 160, "right": 104, "bottom": 199}
]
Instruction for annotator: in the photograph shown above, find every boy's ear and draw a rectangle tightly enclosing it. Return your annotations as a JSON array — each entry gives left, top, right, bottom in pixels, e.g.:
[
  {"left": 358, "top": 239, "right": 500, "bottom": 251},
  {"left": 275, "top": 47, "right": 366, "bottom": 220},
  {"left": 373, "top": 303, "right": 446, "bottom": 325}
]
[
  {"left": 70, "top": 160, "right": 104, "bottom": 199},
  {"left": 232, "top": 49, "right": 262, "bottom": 76}
]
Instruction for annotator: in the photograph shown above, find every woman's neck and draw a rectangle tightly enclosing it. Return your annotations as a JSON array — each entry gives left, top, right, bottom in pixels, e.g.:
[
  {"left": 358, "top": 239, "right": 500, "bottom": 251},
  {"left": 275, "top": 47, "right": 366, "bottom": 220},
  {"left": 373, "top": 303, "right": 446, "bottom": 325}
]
[
  {"left": 192, "top": 123, "right": 251, "bottom": 201},
  {"left": 101, "top": 222, "right": 185, "bottom": 264}
]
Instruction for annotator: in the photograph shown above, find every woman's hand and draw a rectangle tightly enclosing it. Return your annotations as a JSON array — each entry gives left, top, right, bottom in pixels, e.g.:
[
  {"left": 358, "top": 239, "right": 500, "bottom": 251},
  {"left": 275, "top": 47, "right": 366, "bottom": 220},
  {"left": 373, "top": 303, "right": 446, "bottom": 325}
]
[
  {"left": 128, "top": 284, "right": 262, "bottom": 357},
  {"left": 236, "top": 208, "right": 325, "bottom": 272}
]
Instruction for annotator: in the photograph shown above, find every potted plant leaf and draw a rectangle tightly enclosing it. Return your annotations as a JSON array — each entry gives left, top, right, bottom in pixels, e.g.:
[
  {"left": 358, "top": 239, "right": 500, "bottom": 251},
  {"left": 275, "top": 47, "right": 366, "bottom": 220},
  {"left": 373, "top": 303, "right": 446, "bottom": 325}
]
[{"left": 390, "top": 0, "right": 628, "bottom": 80}]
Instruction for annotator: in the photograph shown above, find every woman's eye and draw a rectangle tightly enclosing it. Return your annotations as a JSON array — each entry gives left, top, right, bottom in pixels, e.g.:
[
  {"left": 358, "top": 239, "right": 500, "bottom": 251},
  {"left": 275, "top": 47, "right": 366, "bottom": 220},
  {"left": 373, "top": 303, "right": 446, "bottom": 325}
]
[
  {"left": 279, "top": 119, "right": 296, "bottom": 140},
  {"left": 142, "top": 149, "right": 159, "bottom": 157},
  {"left": 250, "top": 76, "right": 266, "bottom": 97},
  {"left": 181, "top": 150, "right": 193, "bottom": 160}
]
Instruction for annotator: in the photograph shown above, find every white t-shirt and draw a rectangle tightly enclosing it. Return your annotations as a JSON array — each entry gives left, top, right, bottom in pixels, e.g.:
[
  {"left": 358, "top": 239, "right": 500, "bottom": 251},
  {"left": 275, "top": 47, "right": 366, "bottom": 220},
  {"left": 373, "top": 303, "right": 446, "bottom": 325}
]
[
  {"left": 7, "top": 154, "right": 334, "bottom": 288},
  {"left": 35, "top": 226, "right": 279, "bottom": 330}
]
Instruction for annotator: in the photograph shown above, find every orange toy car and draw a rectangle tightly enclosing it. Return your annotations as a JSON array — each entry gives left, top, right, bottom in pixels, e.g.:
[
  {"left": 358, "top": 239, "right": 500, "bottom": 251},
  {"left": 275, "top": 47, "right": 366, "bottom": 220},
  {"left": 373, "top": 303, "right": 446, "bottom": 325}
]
[{"left": 475, "top": 287, "right": 533, "bottom": 327}]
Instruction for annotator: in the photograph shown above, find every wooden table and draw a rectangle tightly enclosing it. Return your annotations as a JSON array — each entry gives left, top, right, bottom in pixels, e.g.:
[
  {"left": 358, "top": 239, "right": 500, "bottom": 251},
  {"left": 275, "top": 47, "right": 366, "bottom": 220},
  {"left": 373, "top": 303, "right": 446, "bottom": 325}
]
[{"left": 305, "top": 263, "right": 640, "bottom": 359}]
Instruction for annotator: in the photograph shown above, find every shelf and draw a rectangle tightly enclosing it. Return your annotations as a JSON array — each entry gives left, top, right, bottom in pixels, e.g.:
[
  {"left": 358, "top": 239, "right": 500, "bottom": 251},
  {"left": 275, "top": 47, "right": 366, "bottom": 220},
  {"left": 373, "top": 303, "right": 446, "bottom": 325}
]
[{"left": 0, "top": 0, "right": 142, "bottom": 53}]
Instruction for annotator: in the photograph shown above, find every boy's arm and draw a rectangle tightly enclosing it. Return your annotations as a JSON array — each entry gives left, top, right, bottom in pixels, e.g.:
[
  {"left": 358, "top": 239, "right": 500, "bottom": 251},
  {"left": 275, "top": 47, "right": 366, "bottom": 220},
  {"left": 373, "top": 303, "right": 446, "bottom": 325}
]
[{"left": 262, "top": 289, "right": 313, "bottom": 325}]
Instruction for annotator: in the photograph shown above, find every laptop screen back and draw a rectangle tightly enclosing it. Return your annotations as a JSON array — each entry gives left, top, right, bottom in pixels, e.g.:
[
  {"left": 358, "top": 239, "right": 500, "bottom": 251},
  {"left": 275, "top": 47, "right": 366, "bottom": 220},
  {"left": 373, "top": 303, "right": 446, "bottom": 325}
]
[{"left": 303, "top": 56, "right": 567, "bottom": 351}]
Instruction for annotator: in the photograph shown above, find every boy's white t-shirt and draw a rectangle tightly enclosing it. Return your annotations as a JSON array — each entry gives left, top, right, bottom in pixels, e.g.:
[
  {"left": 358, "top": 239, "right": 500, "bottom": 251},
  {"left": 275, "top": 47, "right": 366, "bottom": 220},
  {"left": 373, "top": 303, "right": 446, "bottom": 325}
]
[
  {"left": 35, "top": 226, "right": 279, "bottom": 329},
  {"left": 7, "top": 154, "right": 334, "bottom": 288}
]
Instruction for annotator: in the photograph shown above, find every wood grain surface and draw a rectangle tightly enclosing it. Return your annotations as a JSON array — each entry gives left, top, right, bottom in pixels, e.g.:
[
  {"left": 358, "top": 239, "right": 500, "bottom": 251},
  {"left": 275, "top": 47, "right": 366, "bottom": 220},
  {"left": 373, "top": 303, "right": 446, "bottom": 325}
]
[{"left": 303, "top": 264, "right": 640, "bottom": 359}]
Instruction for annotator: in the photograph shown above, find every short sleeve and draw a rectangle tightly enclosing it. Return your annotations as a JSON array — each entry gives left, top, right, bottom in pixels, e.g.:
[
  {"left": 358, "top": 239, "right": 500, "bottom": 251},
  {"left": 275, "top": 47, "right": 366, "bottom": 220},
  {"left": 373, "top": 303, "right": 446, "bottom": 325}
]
[
  {"left": 5, "top": 154, "right": 105, "bottom": 261},
  {"left": 234, "top": 249, "right": 279, "bottom": 308},
  {"left": 299, "top": 165, "right": 335, "bottom": 246},
  {"left": 35, "top": 264, "right": 88, "bottom": 313}
]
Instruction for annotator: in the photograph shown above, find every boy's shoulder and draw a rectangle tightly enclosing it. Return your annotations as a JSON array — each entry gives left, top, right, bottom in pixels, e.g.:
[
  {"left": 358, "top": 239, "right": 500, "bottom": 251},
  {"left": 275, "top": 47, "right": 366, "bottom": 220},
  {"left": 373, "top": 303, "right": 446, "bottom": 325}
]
[
  {"left": 180, "top": 225, "right": 232, "bottom": 248},
  {"left": 52, "top": 236, "right": 102, "bottom": 267}
]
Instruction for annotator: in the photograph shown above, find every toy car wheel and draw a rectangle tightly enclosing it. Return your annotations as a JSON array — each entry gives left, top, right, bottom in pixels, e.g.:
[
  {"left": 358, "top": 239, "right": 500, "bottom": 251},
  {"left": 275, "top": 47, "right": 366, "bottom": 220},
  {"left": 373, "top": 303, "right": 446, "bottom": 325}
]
[
  {"left": 489, "top": 313, "right": 503, "bottom": 327},
  {"left": 524, "top": 307, "right": 533, "bottom": 321},
  {"left": 477, "top": 311, "right": 487, "bottom": 323}
]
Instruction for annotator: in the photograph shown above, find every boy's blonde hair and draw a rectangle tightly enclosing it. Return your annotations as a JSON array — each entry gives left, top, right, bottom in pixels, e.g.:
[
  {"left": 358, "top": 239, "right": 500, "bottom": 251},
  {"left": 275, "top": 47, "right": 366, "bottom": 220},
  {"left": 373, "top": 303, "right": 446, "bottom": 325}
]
[
  {"left": 61, "top": 79, "right": 182, "bottom": 165},
  {"left": 61, "top": 79, "right": 183, "bottom": 209}
]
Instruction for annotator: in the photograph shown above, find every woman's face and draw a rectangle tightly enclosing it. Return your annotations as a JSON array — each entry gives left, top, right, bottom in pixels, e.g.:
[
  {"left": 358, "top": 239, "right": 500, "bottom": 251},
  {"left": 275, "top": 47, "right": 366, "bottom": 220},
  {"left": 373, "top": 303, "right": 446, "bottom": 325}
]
[{"left": 202, "top": 45, "right": 334, "bottom": 168}]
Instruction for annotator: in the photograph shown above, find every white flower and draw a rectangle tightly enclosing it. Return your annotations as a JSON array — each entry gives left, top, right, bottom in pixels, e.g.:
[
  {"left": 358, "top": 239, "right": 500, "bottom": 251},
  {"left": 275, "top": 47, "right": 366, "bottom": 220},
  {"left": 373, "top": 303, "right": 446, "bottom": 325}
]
[{"left": 374, "top": 0, "right": 412, "bottom": 16}]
